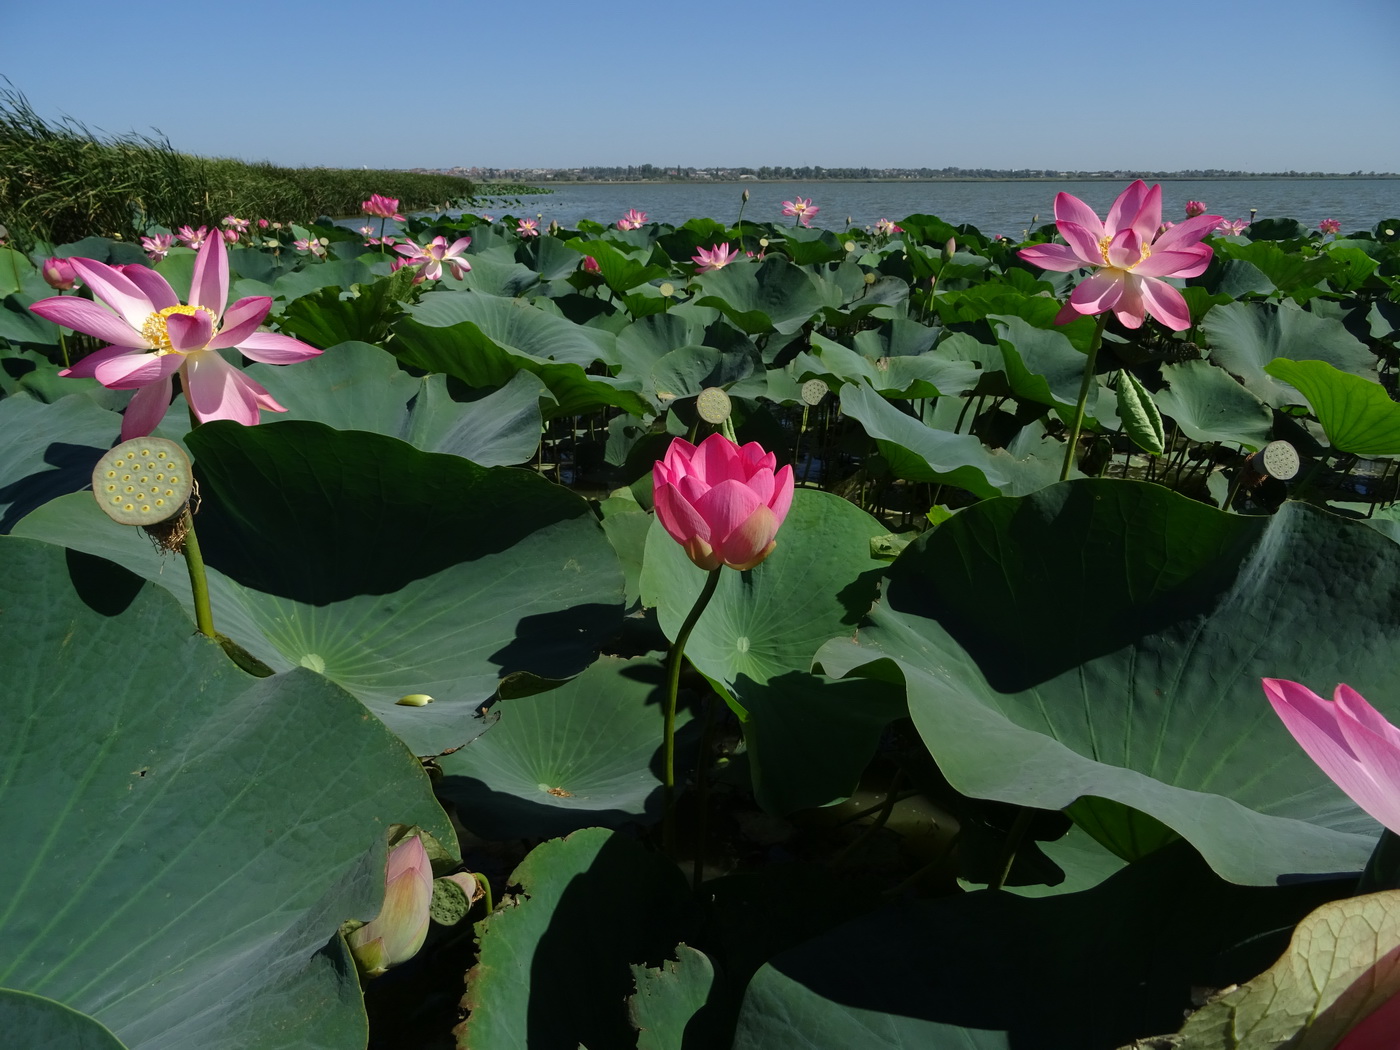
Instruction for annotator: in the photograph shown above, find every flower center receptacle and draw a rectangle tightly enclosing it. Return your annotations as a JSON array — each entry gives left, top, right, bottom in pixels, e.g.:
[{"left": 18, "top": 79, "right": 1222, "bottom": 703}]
[
  {"left": 142, "top": 304, "right": 217, "bottom": 354},
  {"left": 1097, "top": 234, "right": 1153, "bottom": 272}
]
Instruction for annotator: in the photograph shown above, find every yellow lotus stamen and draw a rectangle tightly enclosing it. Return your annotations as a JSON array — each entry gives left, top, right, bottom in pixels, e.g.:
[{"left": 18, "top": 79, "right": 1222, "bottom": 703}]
[{"left": 141, "top": 304, "right": 217, "bottom": 354}]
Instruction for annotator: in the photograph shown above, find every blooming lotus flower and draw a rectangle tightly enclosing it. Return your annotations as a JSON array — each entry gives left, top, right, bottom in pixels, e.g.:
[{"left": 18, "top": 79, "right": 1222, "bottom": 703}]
[
  {"left": 347, "top": 835, "right": 433, "bottom": 977},
  {"left": 617, "top": 209, "right": 648, "bottom": 230},
  {"left": 875, "top": 218, "right": 903, "bottom": 236},
  {"left": 1216, "top": 218, "right": 1249, "bottom": 236},
  {"left": 654, "top": 434, "right": 794, "bottom": 572},
  {"left": 1017, "top": 180, "right": 1221, "bottom": 330},
  {"left": 692, "top": 243, "right": 740, "bottom": 273},
  {"left": 29, "top": 234, "right": 322, "bottom": 440},
  {"left": 781, "top": 197, "right": 819, "bottom": 227},
  {"left": 395, "top": 234, "right": 472, "bottom": 281},
  {"left": 42, "top": 258, "right": 78, "bottom": 291},
  {"left": 221, "top": 214, "right": 250, "bottom": 231},
  {"left": 140, "top": 233, "right": 175, "bottom": 262},
  {"left": 1337, "top": 987, "right": 1400, "bottom": 1049},
  {"left": 517, "top": 218, "right": 539, "bottom": 238},
  {"left": 1319, "top": 218, "right": 1343, "bottom": 236},
  {"left": 362, "top": 194, "right": 404, "bottom": 221},
  {"left": 1184, "top": 200, "right": 1207, "bottom": 217},
  {"left": 175, "top": 225, "right": 209, "bottom": 250},
  {"left": 293, "top": 236, "right": 327, "bottom": 258},
  {"left": 1262, "top": 679, "right": 1400, "bottom": 835}
]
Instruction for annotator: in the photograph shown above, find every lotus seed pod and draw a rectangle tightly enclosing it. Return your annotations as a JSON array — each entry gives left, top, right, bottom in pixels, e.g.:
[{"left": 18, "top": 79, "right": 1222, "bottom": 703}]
[
  {"left": 92, "top": 438, "right": 193, "bottom": 527},
  {"left": 696, "top": 387, "right": 732, "bottom": 424},
  {"left": 801, "top": 379, "right": 828, "bottom": 406},
  {"left": 1257, "top": 440, "right": 1300, "bottom": 481}
]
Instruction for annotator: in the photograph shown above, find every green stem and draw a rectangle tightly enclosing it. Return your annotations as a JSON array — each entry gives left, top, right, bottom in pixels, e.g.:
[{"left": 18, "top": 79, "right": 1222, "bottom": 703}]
[
  {"left": 1060, "top": 314, "right": 1108, "bottom": 482},
  {"left": 181, "top": 511, "right": 216, "bottom": 638},
  {"left": 690, "top": 693, "right": 718, "bottom": 889},
  {"left": 662, "top": 565, "right": 724, "bottom": 857},
  {"left": 989, "top": 806, "right": 1035, "bottom": 892}
]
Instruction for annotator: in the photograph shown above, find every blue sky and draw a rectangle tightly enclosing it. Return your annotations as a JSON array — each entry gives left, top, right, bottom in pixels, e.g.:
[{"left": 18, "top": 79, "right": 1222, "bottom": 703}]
[{"left": 6, "top": 0, "right": 1399, "bottom": 172}]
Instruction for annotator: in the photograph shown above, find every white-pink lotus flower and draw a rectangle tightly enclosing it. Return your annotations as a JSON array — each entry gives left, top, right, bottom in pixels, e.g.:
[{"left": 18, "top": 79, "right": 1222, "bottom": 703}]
[
  {"left": 517, "top": 219, "right": 540, "bottom": 238},
  {"left": 692, "top": 243, "right": 740, "bottom": 273},
  {"left": 394, "top": 234, "right": 472, "bottom": 281},
  {"left": 30, "top": 234, "right": 322, "bottom": 440},
  {"left": 175, "top": 224, "right": 209, "bottom": 250},
  {"left": 781, "top": 197, "right": 819, "bottom": 227},
  {"left": 1018, "top": 180, "right": 1221, "bottom": 330},
  {"left": 875, "top": 218, "right": 903, "bottom": 236},
  {"left": 347, "top": 835, "right": 433, "bottom": 977},
  {"left": 617, "top": 209, "right": 648, "bottom": 230},
  {"left": 140, "top": 233, "right": 175, "bottom": 262},
  {"left": 1263, "top": 679, "right": 1400, "bottom": 835}
]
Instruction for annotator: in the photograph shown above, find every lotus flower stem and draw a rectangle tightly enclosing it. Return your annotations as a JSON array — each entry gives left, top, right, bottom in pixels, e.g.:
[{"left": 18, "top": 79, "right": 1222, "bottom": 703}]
[
  {"left": 989, "top": 805, "right": 1035, "bottom": 892},
  {"left": 662, "top": 565, "right": 723, "bottom": 857},
  {"left": 1060, "top": 314, "right": 1108, "bottom": 481},
  {"left": 691, "top": 693, "right": 719, "bottom": 889},
  {"left": 181, "top": 511, "right": 216, "bottom": 638}
]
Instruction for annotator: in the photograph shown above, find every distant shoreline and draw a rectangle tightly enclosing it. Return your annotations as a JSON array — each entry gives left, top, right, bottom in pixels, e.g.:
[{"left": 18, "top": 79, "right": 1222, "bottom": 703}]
[{"left": 514, "top": 175, "right": 1399, "bottom": 187}]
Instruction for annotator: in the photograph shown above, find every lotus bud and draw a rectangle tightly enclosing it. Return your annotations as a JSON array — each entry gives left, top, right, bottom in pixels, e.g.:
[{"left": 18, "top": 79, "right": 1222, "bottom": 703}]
[
  {"left": 1185, "top": 200, "right": 1207, "bottom": 217},
  {"left": 943, "top": 237, "right": 956, "bottom": 261},
  {"left": 742, "top": 188, "right": 750, "bottom": 202},
  {"left": 42, "top": 257, "right": 78, "bottom": 291},
  {"left": 581, "top": 255, "right": 601, "bottom": 274},
  {"left": 347, "top": 835, "right": 433, "bottom": 977}
]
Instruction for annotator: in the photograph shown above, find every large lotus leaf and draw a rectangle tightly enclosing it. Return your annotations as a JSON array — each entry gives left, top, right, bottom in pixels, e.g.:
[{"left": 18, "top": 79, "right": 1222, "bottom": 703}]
[
  {"left": 613, "top": 311, "right": 711, "bottom": 378},
  {"left": 797, "top": 334, "right": 977, "bottom": 399},
  {"left": 393, "top": 296, "right": 649, "bottom": 418},
  {"left": 435, "top": 655, "right": 691, "bottom": 839},
  {"left": 1215, "top": 239, "right": 1336, "bottom": 294},
  {"left": 629, "top": 944, "right": 721, "bottom": 1050},
  {"left": 0, "top": 537, "right": 453, "bottom": 1050},
  {"left": 406, "top": 289, "right": 616, "bottom": 366},
  {"left": 731, "top": 842, "right": 1344, "bottom": 1050},
  {"left": 449, "top": 256, "right": 542, "bottom": 297},
  {"left": 246, "top": 340, "right": 544, "bottom": 465},
  {"left": 640, "top": 490, "right": 901, "bottom": 811},
  {"left": 271, "top": 258, "right": 376, "bottom": 304},
  {"left": 459, "top": 828, "right": 693, "bottom": 1050},
  {"left": 692, "top": 256, "right": 825, "bottom": 335},
  {"left": 14, "top": 421, "right": 623, "bottom": 756},
  {"left": 850, "top": 317, "right": 941, "bottom": 359},
  {"left": 1264, "top": 358, "right": 1400, "bottom": 456},
  {"left": 839, "top": 382, "right": 1073, "bottom": 498},
  {"left": 1174, "top": 889, "right": 1400, "bottom": 1049},
  {"left": 816, "top": 479, "right": 1400, "bottom": 884},
  {"left": 0, "top": 393, "right": 119, "bottom": 533},
  {"left": 562, "top": 237, "right": 668, "bottom": 293},
  {"left": 1203, "top": 300, "right": 1375, "bottom": 405},
  {"left": 0, "top": 991, "right": 126, "bottom": 1050},
  {"left": 1155, "top": 358, "right": 1274, "bottom": 450}
]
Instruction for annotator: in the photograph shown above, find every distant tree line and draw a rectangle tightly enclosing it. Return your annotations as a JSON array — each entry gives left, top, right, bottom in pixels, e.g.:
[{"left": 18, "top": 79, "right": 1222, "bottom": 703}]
[{"left": 458, "top": 164, "right": 1395, "bottom": 183}]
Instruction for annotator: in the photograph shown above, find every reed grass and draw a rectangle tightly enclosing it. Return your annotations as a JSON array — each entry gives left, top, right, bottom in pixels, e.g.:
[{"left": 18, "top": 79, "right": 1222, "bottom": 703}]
[{"left": 0, "top": 85, "right": 474, "bottom": 251}]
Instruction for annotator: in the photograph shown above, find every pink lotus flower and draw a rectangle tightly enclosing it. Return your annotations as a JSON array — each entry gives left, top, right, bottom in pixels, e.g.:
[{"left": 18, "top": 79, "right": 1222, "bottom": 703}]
[
  {"left": 781, "top": 197, "right": 820, "bottom": 227},
  {"left": 346, "top": 835, "right": 433, "bottom": 977},
  {"left": 293, "top": 236, "right": 327, "bottom": 258},
  {"left": 653, "top": 433, "right": 795, "bottom": 572},
  {"left": 1017, "top": 180, "right": 1221, "bottom": 331},
  {"left": 221, "top": 214, "right": 250, "bottom": 231},
  {"left": 581, "top": 255, "right": 601, "bottom": 274},
  {"left": 1184, "top": 200, "right": 1207, "bottom": 217},
  {"left": 1319, "top": 218, "right": 1343, "bottom": 236},
  {"left": 175, "top": 225, "right": 209, "bottom": 250},
  {"left": 517, "top": 218, "right": 539, "bottom": 238},
  {"left": 221, "top": 229, "right": 239, "bottom": 244},
  {"left": 29, "top": 234, "right": 322, "bottom": 440},
  {"left": 1337, "top": 987, "right": 1400, "bottom": 1049},
  {"left": 362, "top": 194, "right": 405, "bottom": 221},
  {"left": 359, "top": 225, "right": 376, "bottom": 237},
  {"left": 42, "top": 258, "right": 78, "bottom": 291},
  {"left": 140, "top": 233, "right": 175, "bottom": 262},
  {"left": 875, "top": 218, "right": 903, "bottom": 236},
  {"left": 394, "top": 234, "right": 472, "bottom": 281},
  {"left": 617, "top": 209, "right": 648, "bottom": 230},
  {"left": 692, "top": 243, "right": 740, "bottom": 273},
  {"left": 257, "top": 218, "right": 270, "bottom": 229},
  {"left": 1215, "top": 218, "right": 1250, "bottom": 236},
  {"left": 1262, "top": 679, "right": 1400, "bottom": 835}
]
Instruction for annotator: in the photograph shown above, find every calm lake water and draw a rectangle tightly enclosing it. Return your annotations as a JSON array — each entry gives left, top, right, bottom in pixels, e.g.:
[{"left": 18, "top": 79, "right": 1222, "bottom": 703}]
[{"left": 460, "top": 179, "right": 1400, "bottom": 237}]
